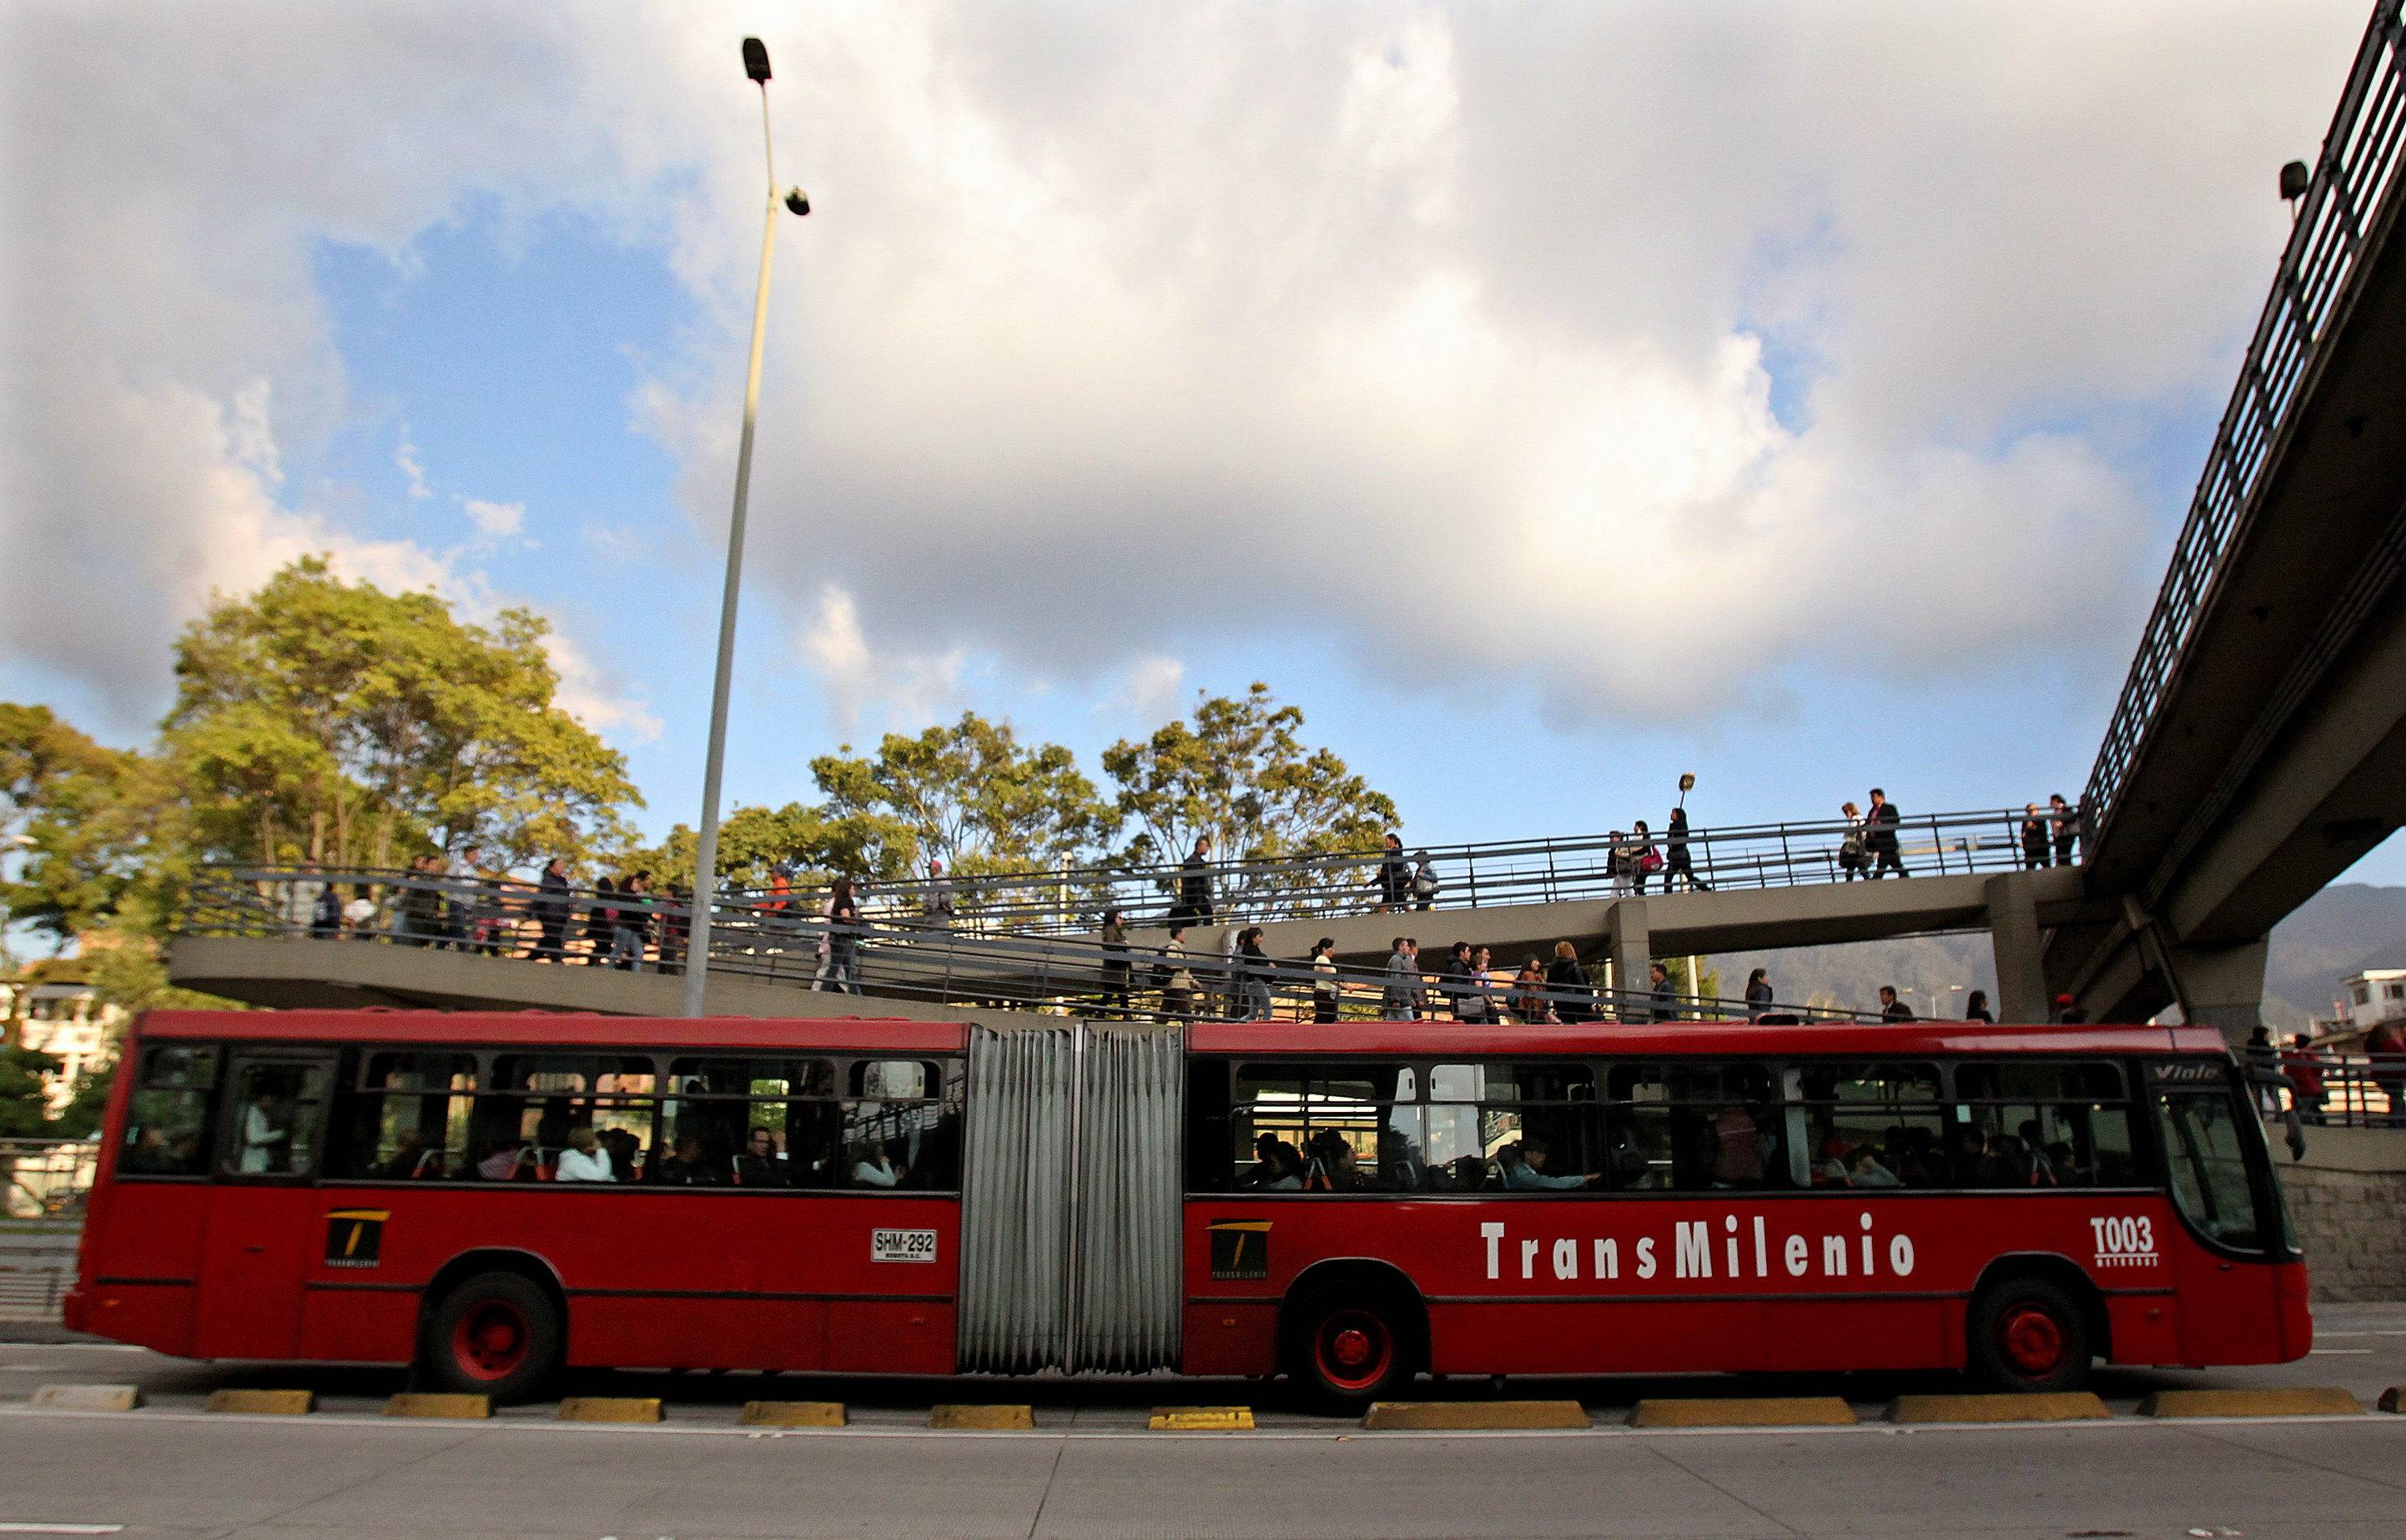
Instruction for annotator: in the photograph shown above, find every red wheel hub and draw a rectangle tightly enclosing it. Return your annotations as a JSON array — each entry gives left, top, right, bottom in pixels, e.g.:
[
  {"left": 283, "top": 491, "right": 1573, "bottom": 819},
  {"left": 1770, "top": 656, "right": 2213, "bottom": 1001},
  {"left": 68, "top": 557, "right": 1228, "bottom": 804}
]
[
  {"left": 1314, "top": 1310, "right": 1393, "bottom": 1393},
  {"left": 1999, "top": 1303, "right": 2066, "bottom": 1377},
  {"left": 451, "top": 1299, "right": 529, "bottom": 1381}
]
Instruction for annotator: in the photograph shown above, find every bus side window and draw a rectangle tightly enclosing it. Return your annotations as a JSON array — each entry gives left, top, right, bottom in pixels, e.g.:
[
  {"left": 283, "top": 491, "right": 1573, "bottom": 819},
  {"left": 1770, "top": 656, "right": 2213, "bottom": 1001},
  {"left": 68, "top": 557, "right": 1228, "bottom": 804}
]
[
  {"left": 1607, "top": 1063, "right": 1781, "bottom": 1192},
  {"left": 1952, "top": 1062, "right": 2132, "bottom": 1190},
  {"left": 118, "top": 1044, "right": 219, "bottom": 1177},
  {"left": 1794, "top": 1064, "right": 1944, "bottom": 1190},
  {"left": 2152, "top": 1085, "right": 2265, "bottom": 1251}
]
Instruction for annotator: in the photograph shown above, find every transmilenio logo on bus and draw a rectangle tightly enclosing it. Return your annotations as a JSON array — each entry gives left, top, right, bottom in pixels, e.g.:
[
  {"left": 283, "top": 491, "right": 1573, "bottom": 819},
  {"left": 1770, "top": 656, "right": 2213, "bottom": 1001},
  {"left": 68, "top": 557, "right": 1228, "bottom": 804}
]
[{"left": 1208, "top": 1220, "right": 1270, "bottom": 1281}]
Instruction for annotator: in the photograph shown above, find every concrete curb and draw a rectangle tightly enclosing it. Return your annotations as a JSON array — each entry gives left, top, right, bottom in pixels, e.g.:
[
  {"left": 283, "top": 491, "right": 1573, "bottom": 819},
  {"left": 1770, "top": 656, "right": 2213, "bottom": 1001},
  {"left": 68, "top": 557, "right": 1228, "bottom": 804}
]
[
  {"left": 1888, "top": 1392, "right": 2110, "bottom": 1424},
  {"left": 2136, "top": 1387, "right": 2363, "bottom": 1418},
  {"left": 383, "top": 1393, "right": 489, "bottom": 1419},
  {"left": 29, "top": 1384, "right": 140, "bottom": 1412},
  {"left": 1149, "top": 1407, "right": 1254, "bottom": 1430},
  {"left": 204, "top": 1389, "right": 314, "bottom": 1416},
  {"left": 930, "top": 1404, "right": 1034, "bottom": 1429},
  {"left": 740, "top": 1401, "right": 846, "bottom": 1428},
  {"left": 556, "top": 1397, "right": 662, "bottom": 1423},
  {"left": 1630, "top": 1397, "right": 1855, "bottom": 1428},
  {"left": 1362, "top": 1401, "right": 1588, "bottom": 1431}
]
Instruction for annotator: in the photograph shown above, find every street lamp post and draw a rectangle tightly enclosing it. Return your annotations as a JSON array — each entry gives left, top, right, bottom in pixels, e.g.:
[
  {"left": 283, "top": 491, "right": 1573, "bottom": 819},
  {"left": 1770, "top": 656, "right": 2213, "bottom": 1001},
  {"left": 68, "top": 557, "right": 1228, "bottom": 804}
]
[{"left": 683, "top": 37, "right": 808, "bottom": 1018}]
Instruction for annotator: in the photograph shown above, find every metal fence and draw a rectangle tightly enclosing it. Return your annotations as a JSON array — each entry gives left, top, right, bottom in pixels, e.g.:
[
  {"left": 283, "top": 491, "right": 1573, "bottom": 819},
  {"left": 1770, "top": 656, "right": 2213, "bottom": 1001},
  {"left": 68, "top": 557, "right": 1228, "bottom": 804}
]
[
  {"left": 0, "top": 1140, "right": 93, "bottom": 1322},
  {"left": 2083, "top": 0, "right": 2406, "bottom": 843},
  {"left": 1, "top": 1138, "right": 96, "bottom": 1220},
  {"left": 183, "top": 864, "right": 1884, "bottom": 1025},
  {"left": 2255, "top": 1049, "right": 2406, "bottom": 1130}
]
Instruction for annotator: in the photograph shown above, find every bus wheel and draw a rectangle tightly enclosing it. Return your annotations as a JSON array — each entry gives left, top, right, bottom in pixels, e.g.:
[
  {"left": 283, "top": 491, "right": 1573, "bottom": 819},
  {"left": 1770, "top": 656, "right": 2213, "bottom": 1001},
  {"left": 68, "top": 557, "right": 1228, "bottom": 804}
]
[
  {"left": 1290, "top": 1289, "right": 1407, "bottom": 1412},
  {"left": 423, "top": 1271, "right": 561, "bottom": 1403},
  {"left": 1968, "top": 1276, "right": 2090, "bottom": 1394}
]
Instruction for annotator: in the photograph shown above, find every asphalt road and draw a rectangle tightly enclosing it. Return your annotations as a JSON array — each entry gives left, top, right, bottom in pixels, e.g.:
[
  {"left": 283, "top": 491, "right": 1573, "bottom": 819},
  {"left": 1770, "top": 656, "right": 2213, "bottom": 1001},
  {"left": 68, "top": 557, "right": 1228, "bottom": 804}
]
[{"left": 0, "top": 1304, "right": 2401, "bottom": 1538}]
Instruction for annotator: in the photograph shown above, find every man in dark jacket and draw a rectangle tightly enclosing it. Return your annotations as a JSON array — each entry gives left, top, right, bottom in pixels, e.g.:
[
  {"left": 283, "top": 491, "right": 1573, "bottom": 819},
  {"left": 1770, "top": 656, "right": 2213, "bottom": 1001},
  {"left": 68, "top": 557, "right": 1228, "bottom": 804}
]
[
  {"left": 1373, "top": 833, "right": 1409, "bottom": 912},
  {"left": 1175, "top": 835, "right": 1215, "bottom": 923},
  {"left": 1866, "top": 789, "right": 1905, "bottom": 878},
  {"left": 530, "top": 857, "right": 572, "bottom": 961}
]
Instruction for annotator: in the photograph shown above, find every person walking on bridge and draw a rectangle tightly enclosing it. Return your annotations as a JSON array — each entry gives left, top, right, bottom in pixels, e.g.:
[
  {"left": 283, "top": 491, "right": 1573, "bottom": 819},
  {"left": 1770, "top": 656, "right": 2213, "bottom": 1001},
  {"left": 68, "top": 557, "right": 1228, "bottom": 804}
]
[
  {"left": 1372, "top": 833, "right": 1408, "bottom": 913},
  {"left": 1665, "top": 808, "right": 1710, "bottom": 892},
  {"left": 2020, "top": 805, "right": 2051, "bottom": 869},
  {"left": 1865, "top": 790, "right": 1905, "bottom": 878},
  {"left": 2049, "top": 793, "right": 2079, "bottom": 868},
  {"left": 1382, "top": 937, "right": 1422, "bottom": 1020},
  {"left": 1744, "top": 968, "right": 1774, "bottom": 1021},
  {"left": 1174, "top": 835, "right": 1215, "bottom": 924},
  {"left": 530, "top": 856, "right": 571, "bottom": 961},
  {"left": 1628, "top": 821, "right": 1662, "bottom": 895},
  {"left": 1879, "top": 985, "right": 1913, "bottom": 1022}
]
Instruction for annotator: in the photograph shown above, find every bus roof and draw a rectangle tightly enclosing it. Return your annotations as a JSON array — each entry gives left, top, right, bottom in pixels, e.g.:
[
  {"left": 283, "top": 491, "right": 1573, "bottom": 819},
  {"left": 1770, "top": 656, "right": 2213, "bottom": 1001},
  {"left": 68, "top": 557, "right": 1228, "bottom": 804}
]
[
  {"left": 1189, "top": 1019, "right": 2225, "bottom": 1058},
  {"left": 132, "top": 1009, "right": 969, "bottom": 1054},
  {"left": 132, "top": 1009, "right": 2223, "bottom": 1060}
]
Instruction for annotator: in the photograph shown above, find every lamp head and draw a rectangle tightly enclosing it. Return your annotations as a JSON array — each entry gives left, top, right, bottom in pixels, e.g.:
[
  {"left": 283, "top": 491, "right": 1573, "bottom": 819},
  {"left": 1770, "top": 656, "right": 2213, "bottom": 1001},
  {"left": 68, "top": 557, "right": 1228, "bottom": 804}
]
[
  {"left": 742, "top": 38, "right": 772, "bottom": 83},
  {"left": 785, "top": 187, "right": 811, "bottom": 217},
  {"left": 2279, "top": 159, "right": 2310, "bottom": 203}
]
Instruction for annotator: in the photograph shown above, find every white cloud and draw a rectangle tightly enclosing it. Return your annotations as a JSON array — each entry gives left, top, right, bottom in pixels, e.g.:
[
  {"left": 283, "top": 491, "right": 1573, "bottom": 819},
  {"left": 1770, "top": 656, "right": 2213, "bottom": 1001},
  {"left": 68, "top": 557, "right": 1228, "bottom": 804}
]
[
  {"left": 1105, "top": 655, "right": 1187, "bottom": 722},
  {"left": 541, "top": 632, "right": 662, "bottom": 745},
  {"left": 461, "top": 498, "right": 526, "bottom": 541},
  {"left": 797, "top": 583, "right": 965, "bottom": 733},
  {"left": 395, "top": 426, "right": 430, "bottom": 499},
  {"left": 0, "top": 0, "right": 2370, "bottom": 739}
]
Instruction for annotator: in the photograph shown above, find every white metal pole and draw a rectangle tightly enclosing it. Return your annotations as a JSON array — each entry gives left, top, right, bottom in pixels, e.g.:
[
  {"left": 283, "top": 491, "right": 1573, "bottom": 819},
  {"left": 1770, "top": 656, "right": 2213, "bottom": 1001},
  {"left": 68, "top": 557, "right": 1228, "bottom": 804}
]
[{"left": 683, "top": 82, "right": 779, "bottom": 1019}]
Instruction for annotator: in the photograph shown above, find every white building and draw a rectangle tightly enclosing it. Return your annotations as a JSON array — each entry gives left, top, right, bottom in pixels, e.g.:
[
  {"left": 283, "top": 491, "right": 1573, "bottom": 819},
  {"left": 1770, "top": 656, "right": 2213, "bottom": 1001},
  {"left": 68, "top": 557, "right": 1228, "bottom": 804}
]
[
  {"left": 2336, "top": 967, "right": 2406, "bottom": 1033},
  {"left": 3, "top": 979, "right": 124, "bottom": 1114}
]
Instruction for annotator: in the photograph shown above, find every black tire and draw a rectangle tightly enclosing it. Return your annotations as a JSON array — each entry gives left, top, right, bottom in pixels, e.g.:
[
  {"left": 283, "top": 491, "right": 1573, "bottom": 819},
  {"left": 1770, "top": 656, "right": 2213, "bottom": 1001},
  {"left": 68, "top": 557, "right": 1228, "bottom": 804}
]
[
  {"left": 1966, "top": 1276, "right": 2091, "bottom": 1394},
  {"left": 1285, "top": 1286, "right": 1415, "bottom": 1414},
  {"left": 420, "top": 1271, "right": 561, "bottom": 1403}
]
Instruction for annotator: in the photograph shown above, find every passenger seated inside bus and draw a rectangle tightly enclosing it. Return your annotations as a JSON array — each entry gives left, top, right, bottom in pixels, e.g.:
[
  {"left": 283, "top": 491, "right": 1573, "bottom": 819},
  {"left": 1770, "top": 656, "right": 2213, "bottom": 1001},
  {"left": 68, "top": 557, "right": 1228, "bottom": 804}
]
[
  {"left": 852, "top": 1138, "right": 906, "bottom": 1187},
  {"left": 1302, "top": 1130, "right": 1363, "bottom": 1191},
  {"left": 599, "top": 1127, "right": 644, "bottom": 1183},
  {"left": 735, "top": 1128, "right": 784, "bottom": 1186},
  {"left": 652, "top": 1134, "right": 721, "bottom": 1185},
  {"left": 378, "top": 1130, "right": 445, "bottom": 1180},
  {"left": 471, "top": 1140, "right": 534, "bottom": 1181},
  {"left": 553, "top": 1126, "right": 614, "bottom": 1182},
  {"left": 1500, "top": 1139, "right": 1599, "bottom": 1190}
]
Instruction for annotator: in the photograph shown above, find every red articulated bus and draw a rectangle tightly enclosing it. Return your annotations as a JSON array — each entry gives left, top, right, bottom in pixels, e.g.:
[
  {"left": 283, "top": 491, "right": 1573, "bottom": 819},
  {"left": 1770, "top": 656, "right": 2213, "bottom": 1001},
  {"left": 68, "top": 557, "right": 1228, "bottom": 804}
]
[{"left": 68, "top": 1009, "right": 2308, "bottom": 1407}]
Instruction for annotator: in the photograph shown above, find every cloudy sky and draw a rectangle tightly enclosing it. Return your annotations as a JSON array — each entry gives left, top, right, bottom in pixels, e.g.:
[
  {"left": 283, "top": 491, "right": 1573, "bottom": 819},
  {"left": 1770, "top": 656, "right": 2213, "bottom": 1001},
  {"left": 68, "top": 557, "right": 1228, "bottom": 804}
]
[{"left": 3, "top": 0, "right": 2396, "bottom": 882}]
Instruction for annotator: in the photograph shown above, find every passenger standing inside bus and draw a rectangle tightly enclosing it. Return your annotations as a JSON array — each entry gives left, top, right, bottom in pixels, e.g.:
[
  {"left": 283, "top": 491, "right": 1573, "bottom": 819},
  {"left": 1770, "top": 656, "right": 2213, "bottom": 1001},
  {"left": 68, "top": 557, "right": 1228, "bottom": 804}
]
[
  {"left": 1098, "top": 909, "right": 1133, "bottom": 1019},
  {"left": 239, "top": 1085, "right": 290, "bottom": 1174},
  {"left": 1382, "top": 937, "right": 1422, "bottom": 1020},
  {"left": 2019, "top": 805, "right": 2051, "bottom": 869},
  {"left": 1310, "top": 938, "right": 1340, "bottom": 1023}
]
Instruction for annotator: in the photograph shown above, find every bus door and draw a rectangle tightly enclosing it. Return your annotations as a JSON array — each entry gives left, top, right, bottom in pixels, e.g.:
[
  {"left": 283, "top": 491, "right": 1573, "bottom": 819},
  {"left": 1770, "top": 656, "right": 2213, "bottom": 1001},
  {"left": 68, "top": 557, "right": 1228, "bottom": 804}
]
[
  {"left": 197, "top": 1049, "right": 336, "bottom": 1360},
  {"left": 2147, "top": 1064, "right": 2283, "bottom": 1365}
]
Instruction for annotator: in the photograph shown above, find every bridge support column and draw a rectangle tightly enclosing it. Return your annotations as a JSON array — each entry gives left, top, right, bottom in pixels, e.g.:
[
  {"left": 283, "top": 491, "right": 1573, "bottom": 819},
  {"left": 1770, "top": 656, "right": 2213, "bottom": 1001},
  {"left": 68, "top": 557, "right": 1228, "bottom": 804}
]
[
  {"left": 1984, "top": 874, "right": 2048, "bottom": 1025},
  {"left": 1608, "top": 899, "right": 1649, "bottom": 1007},
  {"left": 2166, "top": 938, "right": 2271, "bottom": 1044}
]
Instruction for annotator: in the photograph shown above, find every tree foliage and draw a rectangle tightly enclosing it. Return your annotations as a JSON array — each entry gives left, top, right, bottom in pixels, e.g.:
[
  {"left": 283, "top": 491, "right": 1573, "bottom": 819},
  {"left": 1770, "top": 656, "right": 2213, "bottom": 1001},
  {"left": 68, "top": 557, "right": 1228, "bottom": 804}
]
[
  {"left": 1101, "top": 685, "right": 1398, "bottom": 897},
  {"left": 1, "top": 703, "right": 172, "bottom": 946},
  {"left": 811, "top": 713, "right": 1115, "bottom": 880},
  {"left": 164, "top": 557, "right": 642, "bottom": 869},
  {"left": 636, "top": 802, "right": 892, "bottom": 891}
]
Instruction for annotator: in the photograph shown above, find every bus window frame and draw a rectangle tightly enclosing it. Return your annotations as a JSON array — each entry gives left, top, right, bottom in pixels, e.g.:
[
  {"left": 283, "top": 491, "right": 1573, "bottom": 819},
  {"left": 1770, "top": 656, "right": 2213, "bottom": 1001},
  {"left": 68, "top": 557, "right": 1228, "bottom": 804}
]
[
  {"left": 2143, "top": 1059, "right": 2290, "bottom": 1261},
  {"left": 214, "top": 1047, "right": 339, "bottom": 1185},
  {"left": 113, "top": 1039, "right": 225, "bottom": 1184}
]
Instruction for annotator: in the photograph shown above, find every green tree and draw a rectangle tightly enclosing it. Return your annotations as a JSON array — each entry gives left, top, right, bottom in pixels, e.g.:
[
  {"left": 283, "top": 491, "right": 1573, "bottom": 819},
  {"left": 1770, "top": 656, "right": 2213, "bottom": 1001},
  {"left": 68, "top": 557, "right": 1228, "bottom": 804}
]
[
  {"left": 810, "top": 713, "right": 1115, "bottom": 881},
  {"left": 634, "top": 802, "right": 892, "bottom": 891},
  {"left": 0, "top": 1044, "right": 62, "bottom": 1138},
  {"left": 1, "top": 704, "right": 161, "bottom": 947},
  {"left": 1100, "top": 684, "right": 1399, "bottom": 908},
  {"left": 164, "top": 557, "right": 642, "bottom": 870}
]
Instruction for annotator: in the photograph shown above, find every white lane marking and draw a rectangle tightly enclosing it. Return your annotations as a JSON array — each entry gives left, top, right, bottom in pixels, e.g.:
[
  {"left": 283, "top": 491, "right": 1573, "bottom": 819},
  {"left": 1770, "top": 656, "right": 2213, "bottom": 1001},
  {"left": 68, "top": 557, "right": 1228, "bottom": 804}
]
[
  {"left": 0, "top": 1346, "right": 147, "bottom": 1354},
  {"left": 0, "top": 1526, "right": 126, "bottom": 1535},
  {"left": 2310, "top": 1348, "right": 2374, "bottom": 1355}
]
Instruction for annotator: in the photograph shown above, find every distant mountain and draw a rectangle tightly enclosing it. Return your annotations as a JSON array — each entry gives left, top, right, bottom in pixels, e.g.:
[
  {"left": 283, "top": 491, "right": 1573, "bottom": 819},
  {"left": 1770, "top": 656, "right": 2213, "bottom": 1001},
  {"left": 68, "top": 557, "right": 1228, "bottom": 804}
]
[{"left": 1705, "top": 882, "right": 2406, "bottom": 1025}]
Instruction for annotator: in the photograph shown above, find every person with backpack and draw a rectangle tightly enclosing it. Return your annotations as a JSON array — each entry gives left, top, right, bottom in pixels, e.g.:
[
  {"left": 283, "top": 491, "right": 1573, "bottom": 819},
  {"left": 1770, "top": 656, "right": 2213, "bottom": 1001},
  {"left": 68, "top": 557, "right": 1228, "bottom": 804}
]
[{"left": 1411, "top": 851, "right": 1442, "bottom": 910}]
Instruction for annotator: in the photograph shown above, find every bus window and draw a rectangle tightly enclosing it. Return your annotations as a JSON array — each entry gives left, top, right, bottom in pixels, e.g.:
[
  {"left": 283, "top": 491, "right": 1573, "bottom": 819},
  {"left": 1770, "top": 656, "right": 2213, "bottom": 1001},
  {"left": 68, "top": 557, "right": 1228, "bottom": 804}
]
[
  {"left": 1431, "top": 1062, "right": 1602, "bottom": 1193},
  {"left": 224, "top": 1062, "right": 330, "bottom": 1178},
  {"left": 1792, "top": 1064, "right": 1943, "bottom": 1190},
  {"left": 841, "top": 1059, "right": 962, "bottom": 1191},
  {"left": 1605, "top": 1063, "right": 1780, "bottom": 1191},
  {"left": 475, "top": 1054, "right": 660, "bottom": 1183},
  {"left": 664, "top": 1058, "right": 836, "bottom": 1187},
  {"left": 2153, "top": 1085, "right": 2264, "bottom": 1251},
  {"left": 329, "top": 1052, "right": 476, "bottom": 1180},
  {"left": 1953, "top": 1061, "right": 2133, "bottom": 1189},
  {"left": 118, "top": 1044, "right": 219, "bottom": 1177},
  {"left": 1231, "top": 1063, "right": 1418, "bottom": 1193}
]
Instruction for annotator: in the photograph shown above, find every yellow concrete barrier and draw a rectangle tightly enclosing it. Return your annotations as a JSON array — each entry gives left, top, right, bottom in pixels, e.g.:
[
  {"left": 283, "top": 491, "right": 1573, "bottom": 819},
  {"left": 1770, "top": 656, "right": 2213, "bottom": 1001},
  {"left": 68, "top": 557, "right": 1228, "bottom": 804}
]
[
  {"left": 555, "top": 1397, "right": 663, "bottom": 1423},
  {"left": 30, "top": 1384, "right": 142, "bottom": 1412},
  {"left": 1362, "top": 1401, "right": 1588, "bottom": 1431},
  {"left": 930, "top": 1404, "right": 1034, "bottom": 1429},
  {"left": 740, "top": 1401, "right": 846, "bottom": 1428},
  {"left": 2136, "top": 1387, "right": 2363, "bottom": 1418},
  {"left": 1149, "top": 1407, "right": 1254, "bottom": 1430},
  {"left": 204, "top": 1389, "right": 315, "bottom": 1416},
  {"left": 384, "top": 1392, "right": 490, "bottom": 1419},
  {"left": 1887, "top": 1392, "right": 2110, "bottom": 1424},
  {"left": 1630, "top": 1397, "right": 1855, "bottom": 1429}
]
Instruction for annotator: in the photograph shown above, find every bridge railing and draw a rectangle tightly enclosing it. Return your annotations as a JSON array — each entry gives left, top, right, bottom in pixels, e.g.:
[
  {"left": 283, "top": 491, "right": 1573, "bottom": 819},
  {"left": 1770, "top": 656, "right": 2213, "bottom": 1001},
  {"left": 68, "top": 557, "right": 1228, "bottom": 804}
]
[
  {"left": 2258, "top": 1049, "right": 2406, "bottom": 1130},
  {"left": 709, "top": 805, "right": 2074, "bottom": 938},
  {"left": 179, "top": 864, "right": 1880, "bottom": 1026},
  {"left": 2084, "top": 0, "right": 2406, "bottom": 840}
]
